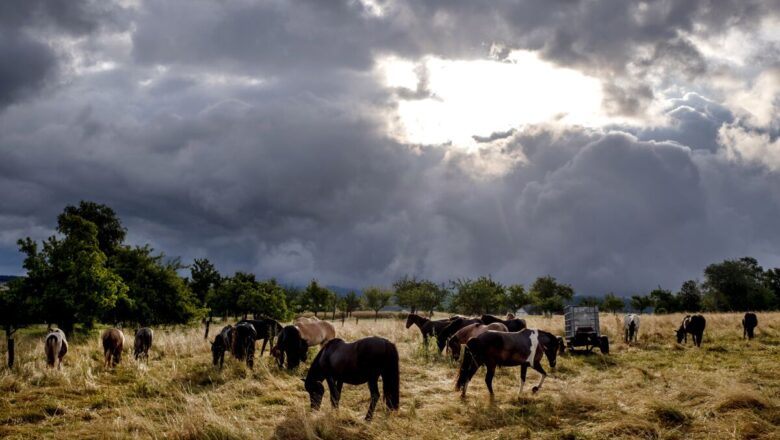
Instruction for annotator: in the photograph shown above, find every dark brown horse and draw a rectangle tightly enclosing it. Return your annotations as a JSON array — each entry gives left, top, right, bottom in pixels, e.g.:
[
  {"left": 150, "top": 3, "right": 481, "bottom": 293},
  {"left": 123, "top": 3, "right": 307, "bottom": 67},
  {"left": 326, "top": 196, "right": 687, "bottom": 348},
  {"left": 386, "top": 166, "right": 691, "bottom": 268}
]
[
  {"left": 102, "top": 328, "right": 125, "bottom": 368},
  {"left": 211, "top": 325, "right": 233, "bottom": 368},
  {"left": 437, "top": 317, "right": 482, "bottom": 353},
  {"left": 676, "top": 314, "right": 706, "bottom": 347},
  {"left": 404, "top": 314, "right": 455, "bottom": 346},
  {"left": 480, "top": 314, "right": 527, "bottom": 332},
  {"left": 456, "top": 329, "right": 563, "bottom": 398},
  {"left": 237, "top": 318, "right": 283, "bottom": 356},
  {"left": 272, "top": 319, "right": 336, "bottom": 370},
  {"left": 232, "top": 322, "right": 258, "bottom": 369},
  {"left": 743, "top": 312, "right": 758, "bottom": 340},
  {"left": 133, "top": 327, "right": 153, "bottom": 362},
  {"left": 447, "top": 322, "right": 508, "bottom": 360},
  {"left": 304, "top": 337, "right": 399, "bottom": 421},
  {"left": 44, "top": 329, "right": 68, "bottom": 369}
]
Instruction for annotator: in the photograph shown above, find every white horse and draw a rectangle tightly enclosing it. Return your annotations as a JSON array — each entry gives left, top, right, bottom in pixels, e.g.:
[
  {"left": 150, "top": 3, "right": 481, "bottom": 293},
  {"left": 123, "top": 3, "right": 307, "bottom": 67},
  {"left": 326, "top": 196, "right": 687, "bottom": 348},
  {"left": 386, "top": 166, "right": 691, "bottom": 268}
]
[
  {"left": 624, "top": 314, "right": 640, "bottom": 343},
  {"left": 44, "top": 329, "right": 68, "bottom": 369}
]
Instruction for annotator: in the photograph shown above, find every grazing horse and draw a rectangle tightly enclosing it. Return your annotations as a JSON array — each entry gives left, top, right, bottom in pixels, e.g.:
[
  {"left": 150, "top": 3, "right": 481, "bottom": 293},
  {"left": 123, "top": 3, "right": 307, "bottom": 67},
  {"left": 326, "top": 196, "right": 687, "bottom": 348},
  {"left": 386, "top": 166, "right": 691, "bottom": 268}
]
[
  {"left": 480, "top": 314, "right": 527, "bottom": 332},
  {"left": 437, "top": 318, "right": 482, "bottom": 353},
  {"left": 676, "top": 314, "right": 706, "bottom": 347},
  {"left": 624, "top": 314, "right": 640, "bottom": 343},
  {"left": 134, "top": 327, "right": 153, "bottom": 362},
  {"left": 237, "top": 318, "right": 283, "bottom": 356},
  {"left": 211, "top": 325, "right": 233, "bottom": 368},
  {"left": 304, "top": 337, "right": 399, "bottom": 421},
  {"left": 232, "top": 322, "right": 258, "bottom": 369},
  {"left": 447, "top": 322, "right": 508, "bottom": 360},
  {"left": 456, "top": 329, "right": 563, "bottom": 398},
  {"left": 743, "top": 312, "right": 758, "bottom": 340},
  {"left": 102, "top": 328, "right": 125, "bottom": 368},
  {"left": 44, "top": 329, "right": 68, "bottom": 369},
  {"left": 272, "top": 320, "right": 336, "bottom": 370},
  {"left": 405, "top": 314, "right": 454, "bottom": 346}
]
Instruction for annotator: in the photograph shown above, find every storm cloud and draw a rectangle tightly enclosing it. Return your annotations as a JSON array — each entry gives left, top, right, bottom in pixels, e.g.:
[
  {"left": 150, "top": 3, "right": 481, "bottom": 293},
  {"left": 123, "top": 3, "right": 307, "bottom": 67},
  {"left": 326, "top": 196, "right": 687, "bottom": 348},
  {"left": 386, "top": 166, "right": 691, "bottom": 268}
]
[{"left": 1, "top": 0, "right": 779, "bottom": 295}]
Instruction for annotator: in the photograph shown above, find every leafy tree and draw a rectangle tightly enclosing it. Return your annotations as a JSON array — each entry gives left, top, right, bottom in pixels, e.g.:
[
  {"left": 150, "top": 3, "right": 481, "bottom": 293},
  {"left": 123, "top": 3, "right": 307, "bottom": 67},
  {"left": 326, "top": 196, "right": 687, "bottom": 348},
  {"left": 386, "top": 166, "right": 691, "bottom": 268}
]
[
  {"left": 303, "top": 280, "right": 334, "bottom": 317},
  {"left": 343, "top": 291, "right": 362, "bottom": 317},
  {"left": 1, "top": 279, "right": 34, "bottom": 368},
  {"left": 601, "top": 293, "right": 624, "bottom": 314},
  {"left": 529, "top": 276, "right": 574, "bottom": 316},
  {"left": 234, "top": 278, "right": 289, "bottom": 321},
  {"left": 416, "top": 284, "right": 449, "bottom": 316},
  {"left": 393, "top": 276, "right": 444, "bottom": 315},
  {"left": 190, "top": 258, "right": 221, "bottom": 307},
  {"left": 363, "top": 287, "right": 392, "bottom": 320},
  {"left": 59, "top": 201, "right": 126, "bottom": 257},
  {"left": 677, "top": 280, "right": 702, "bottom": 312},
  {"left": 283, "top": 285, "right": 306, "bottom": 314},
  {"left": 579, "top": 296, "right": 602, "bottom": 307},
  {"left": 703, "top": 257, "right": 775, "bottom": 311},
  {"left": 110, "top": 245, "right": 201, "bottom": 325},
  {"left": 504, "top": 284, "right": 530, "bottom": 313},
  {"left": 450, "top": 276, "right": 507, "bottom": 315},
  {"left": 649, "top": 287, "right": 678, "bottom": 314},
  {"left": 630, "top": 295, "right": 653, "bottom": 313},
  {"left": 765, "top": 268, "right": 780, "bottom": 306},
  {"left": 208, "top": 272, "right": 256, "bottom": 318},
  {"left": 16, "top": 214, "right": 128, "bottom": 336}
]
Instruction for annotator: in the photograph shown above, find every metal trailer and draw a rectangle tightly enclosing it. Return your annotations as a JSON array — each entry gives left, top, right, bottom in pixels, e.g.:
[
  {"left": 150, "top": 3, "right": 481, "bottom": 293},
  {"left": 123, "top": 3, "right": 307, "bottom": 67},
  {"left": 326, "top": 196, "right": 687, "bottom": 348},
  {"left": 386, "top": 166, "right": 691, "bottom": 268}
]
[{"left": 564, "top": 305, "right": 609, "bottom": 354}]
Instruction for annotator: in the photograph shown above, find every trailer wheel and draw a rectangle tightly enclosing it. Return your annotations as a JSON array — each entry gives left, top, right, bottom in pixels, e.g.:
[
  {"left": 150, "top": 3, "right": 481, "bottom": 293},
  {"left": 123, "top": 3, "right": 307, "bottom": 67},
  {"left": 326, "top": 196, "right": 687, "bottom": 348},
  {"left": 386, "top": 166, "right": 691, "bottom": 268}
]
[{"left": 600, "top": 336, "right": 609, "bottom": 354}]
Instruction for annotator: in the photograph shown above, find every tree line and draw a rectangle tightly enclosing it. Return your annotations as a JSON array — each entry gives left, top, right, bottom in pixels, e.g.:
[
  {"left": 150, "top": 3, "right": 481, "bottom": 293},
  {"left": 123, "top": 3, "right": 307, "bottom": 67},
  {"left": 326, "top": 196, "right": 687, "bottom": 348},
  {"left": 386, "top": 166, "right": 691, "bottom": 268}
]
[{"left": 2, "top": 201, "right": 779, "bottom": 368}]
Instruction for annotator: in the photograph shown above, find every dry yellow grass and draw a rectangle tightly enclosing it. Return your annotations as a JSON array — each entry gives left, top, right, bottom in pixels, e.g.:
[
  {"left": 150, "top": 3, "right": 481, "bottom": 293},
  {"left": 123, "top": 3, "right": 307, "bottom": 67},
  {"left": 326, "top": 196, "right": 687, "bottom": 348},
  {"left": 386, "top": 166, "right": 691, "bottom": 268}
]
[{"left": 1, "top": 312, "right": 779, "bottom": 439}]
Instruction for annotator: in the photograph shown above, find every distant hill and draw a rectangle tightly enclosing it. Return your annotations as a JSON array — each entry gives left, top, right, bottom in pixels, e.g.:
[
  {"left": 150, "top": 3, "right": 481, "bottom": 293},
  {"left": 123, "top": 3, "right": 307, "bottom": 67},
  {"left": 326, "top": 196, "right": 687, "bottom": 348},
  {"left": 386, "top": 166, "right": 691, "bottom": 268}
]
[{"left": 0, "top": 275, "right": 20, "bottom": 284}]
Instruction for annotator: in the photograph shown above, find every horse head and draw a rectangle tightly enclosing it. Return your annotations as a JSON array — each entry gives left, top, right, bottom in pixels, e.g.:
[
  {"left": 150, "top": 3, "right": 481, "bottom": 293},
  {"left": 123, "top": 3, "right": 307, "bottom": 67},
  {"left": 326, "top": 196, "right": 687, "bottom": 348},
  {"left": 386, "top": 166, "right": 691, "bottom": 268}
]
[
  {"left": 304, "top": 378, "right": 325, "bottom": 410},
  {"left": 447, "top": 336, "right": 461, "bottom": 360}
]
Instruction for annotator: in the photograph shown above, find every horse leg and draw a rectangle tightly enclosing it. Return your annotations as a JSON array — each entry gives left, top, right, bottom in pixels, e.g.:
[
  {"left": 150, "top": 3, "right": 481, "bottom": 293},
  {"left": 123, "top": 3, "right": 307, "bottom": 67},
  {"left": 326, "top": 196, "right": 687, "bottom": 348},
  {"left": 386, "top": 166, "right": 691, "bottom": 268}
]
[
  {"left": 260, "top": 338, "right": 268, "bottom": 357},
  {"left": 531, "top": 361, "right": 547, "bottom": 394},
  {"left": 520, "top": 363, "right": 528, "bottom": 393},
  {"left": 326, "top": 377, "right": 340, "bottom": 408},
  {"left": 485, "top": 363, "right": 496, "bottom": 397},
  {"left": 366, "top": 378, "right": 380, "bottom": 421}
]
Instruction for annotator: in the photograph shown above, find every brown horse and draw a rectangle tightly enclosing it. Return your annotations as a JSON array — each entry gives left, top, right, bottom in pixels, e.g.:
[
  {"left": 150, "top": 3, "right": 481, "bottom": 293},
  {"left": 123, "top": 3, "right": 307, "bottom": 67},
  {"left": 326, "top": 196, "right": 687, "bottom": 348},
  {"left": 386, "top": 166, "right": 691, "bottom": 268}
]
[
  {"left": 272, "top": 320, "right": 336, "bottom": 369},
  {"left": 447, "top": 323, "right": 508, "bottom": 360},
  {"left": 134, "top": 327, "right": 153, "bottom": 362},
  {"left": 102, "top": 328, "right": 125, "bottom": 368},
  {"left": 44, "top": 329, "right": 68, "bottom": 369}
]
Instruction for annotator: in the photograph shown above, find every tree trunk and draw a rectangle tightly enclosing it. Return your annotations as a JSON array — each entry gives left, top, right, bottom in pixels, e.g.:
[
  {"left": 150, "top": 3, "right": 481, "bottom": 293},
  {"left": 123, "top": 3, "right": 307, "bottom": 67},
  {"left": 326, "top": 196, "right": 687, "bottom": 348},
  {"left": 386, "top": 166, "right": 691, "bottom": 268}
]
[
  {"left": 204, "top": 317, "right": 211, "bottom": 340},
  {"left": 374, "top": 310, "right": 379, "bottom": 321},
  {"left": 7, "top": 337, "right": 14, "bottom": 369}
]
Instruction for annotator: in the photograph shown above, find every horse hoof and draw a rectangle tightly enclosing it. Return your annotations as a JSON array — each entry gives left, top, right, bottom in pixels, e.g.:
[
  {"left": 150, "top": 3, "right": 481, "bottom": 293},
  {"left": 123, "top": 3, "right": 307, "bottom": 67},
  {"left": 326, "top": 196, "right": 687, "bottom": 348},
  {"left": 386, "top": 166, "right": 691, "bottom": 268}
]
[{"left": 532, "top": 387, "right": 539, "bottom": 394}]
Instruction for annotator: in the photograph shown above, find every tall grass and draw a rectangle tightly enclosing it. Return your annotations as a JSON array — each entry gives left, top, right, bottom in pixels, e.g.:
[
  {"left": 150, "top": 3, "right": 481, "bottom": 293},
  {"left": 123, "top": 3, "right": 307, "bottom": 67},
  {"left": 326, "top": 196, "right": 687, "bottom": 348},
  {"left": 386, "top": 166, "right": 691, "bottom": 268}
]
[{"left": 1, "top": 313, "right": 779, "bottom": 439}]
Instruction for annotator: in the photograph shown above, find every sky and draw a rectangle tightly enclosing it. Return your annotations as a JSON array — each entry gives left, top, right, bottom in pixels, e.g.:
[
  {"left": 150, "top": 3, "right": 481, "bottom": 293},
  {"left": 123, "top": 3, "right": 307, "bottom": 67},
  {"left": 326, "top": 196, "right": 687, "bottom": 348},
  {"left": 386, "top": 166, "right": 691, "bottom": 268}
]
[{"left": 1, "top": 0, "right": 780, "bottom": 295}]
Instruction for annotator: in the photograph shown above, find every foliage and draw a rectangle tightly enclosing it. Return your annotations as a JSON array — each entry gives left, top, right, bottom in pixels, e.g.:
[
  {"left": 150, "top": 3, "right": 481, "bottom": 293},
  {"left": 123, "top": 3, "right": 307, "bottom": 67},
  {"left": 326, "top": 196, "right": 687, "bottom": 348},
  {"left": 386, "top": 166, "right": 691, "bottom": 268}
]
[
  {"left": 529, "top": 275, "right": 574, "bottom": 315},
  {"left": 450, "top": 276, "right": 507, "bottom": 315},
  {"left": 59, "top": 200, "right": 126, "bottom": 257},
  {"left": 110, "top": 245, "right": 202, "bottom": 325},
  {"left": 15, "top": 214, "right": 128, "bottom": 336},
  {"left": 601, "top": 293, "right": 624, "bottom": 314},
  {"left": 190, "top": 258, "right": 221, "bottom": 308},
  {"left": 362, "top": 287, "right": 392, "bottom": 320},
  {"left": 302, "top": 280, "right": 335, "bottom": 317},
  {"left": 504, "top": 284, "right": 530, "bottom": 313},
  {"left": 343, "top": 291, "right": 361, "bottom": 317},
  {"left": 677, "top": 280, "right": 702, "bottom": 312},
  {"left": 630, "top": 295, "right": 653, "bottom": 313},
  {"left": 649, "top": 287, "right": 678, "bottom": 314},
  {"left": 703, "top": 257, "right": 776, "bottom": 311},
  {"left": 0, "top": 278, "right": 34, "bottom": 335},
  {"left": 393, "top": 276, "right": 446, "bottom": 315},
  {"left": 579, "top": 296, "right": 602, "bottom": 307}
]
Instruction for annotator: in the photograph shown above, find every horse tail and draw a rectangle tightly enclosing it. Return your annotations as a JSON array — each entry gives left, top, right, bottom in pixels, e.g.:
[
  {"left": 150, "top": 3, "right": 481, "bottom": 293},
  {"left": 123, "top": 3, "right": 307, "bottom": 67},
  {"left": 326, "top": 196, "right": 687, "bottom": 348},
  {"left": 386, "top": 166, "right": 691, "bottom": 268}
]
[
  {"left": 456, "top": 339, "right": 482, "bottom": 391},
  {"left": 45, "top": 333, "right": 59, "bottom": 367},
  {"left": 286, "top": 327, "right": 304, "bottom": 370},
  {"left": 382, "top": 341, "right": 400, "bottom": 410}
]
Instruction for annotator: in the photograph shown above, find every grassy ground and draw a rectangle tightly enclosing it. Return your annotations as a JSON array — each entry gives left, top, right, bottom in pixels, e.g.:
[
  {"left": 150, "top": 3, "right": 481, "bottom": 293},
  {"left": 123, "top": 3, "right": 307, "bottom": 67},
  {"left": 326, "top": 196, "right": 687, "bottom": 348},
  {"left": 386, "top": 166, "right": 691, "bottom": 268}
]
[{"left": 1, "top": 312, "right": 779, "bottom": 439}]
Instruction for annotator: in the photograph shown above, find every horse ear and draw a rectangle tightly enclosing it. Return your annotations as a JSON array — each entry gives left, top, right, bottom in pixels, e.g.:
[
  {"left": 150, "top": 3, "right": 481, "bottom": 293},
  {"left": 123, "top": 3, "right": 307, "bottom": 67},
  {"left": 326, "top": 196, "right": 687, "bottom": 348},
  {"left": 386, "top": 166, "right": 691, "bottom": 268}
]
[{"left": 300, "top": 378, "right": 306, "bottom": 383}]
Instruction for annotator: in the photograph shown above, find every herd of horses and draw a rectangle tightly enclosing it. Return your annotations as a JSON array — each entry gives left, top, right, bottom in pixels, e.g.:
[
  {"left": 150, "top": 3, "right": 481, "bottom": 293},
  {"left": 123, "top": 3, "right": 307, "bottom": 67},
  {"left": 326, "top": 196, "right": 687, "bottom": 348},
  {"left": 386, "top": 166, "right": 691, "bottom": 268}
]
[{"left": 39, "top": 311, "right": 761, "bottom": 421}]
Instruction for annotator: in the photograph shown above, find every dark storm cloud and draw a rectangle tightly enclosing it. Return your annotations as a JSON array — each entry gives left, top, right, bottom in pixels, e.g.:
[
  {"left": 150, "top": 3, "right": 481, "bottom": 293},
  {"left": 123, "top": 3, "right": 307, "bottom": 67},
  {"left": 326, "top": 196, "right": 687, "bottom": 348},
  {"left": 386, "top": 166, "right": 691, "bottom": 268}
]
[{"left": 1, "top": 0, "right": 779, "bottom": 295}]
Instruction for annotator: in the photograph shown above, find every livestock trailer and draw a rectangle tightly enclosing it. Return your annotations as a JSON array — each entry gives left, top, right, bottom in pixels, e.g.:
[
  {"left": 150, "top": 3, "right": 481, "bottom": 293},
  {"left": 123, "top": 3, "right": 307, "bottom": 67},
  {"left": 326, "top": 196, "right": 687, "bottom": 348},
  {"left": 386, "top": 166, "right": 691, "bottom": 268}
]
[{"left": 564, "top": 305, "right": 609, "bottom": 353}]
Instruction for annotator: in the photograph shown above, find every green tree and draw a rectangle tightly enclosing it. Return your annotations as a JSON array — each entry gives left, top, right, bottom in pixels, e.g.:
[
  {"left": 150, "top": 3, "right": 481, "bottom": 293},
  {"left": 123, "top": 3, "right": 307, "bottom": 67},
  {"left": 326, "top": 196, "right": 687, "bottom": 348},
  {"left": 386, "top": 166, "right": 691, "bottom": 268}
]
[
  {"left": 765, "top": 268, "right": 780, "bottom": 306},
  {"left": 677, "top": 280, "right": 702, "bottom": 312},
  {"left": 450, "top": 276, "right": 506, "bottom": 315},
  {"left": 190, "top": 258, "right": 221, "bottom": 307},
  {"left": 283, "top": 285, "right": 306, "bottom": 314},
  {"left": 649, "top": 287, "right": 678, "bottom": 314},
  {"left": 1, "top": 279, "right": 33, "bottom": 368},
  {"left": 703, "top": 257, "right": 775, "bottom": 311},
  {"left": 630, "top": 295, "right": 653, "bottom": 313},
  {"left": 601, "top": 293, "right": 624, "bottom": 314},
  {"left": 504, "top": 284, "right": 530, "bottom": 314},
  {"left": 416, "top": 284, "right": 449, "bottom": 316},
  {"left": 363, "top": 287, "right": 392, "bottom": 320},
  {"left": 16, "top": 214, "right": 128, "bottom": 336},
  {"left": 303, "top": 280, "right": 334, "bottom": 317},
  {"left": 343, "top": 291, "right": 362, "bottom": 317},
  {"left": 110, "top": 246, "right": 201, "bottom": 325},
  {"left": 579, "top": 296, "right": 602, "bottom": 307},
  {"left": 529, "top": 276, "right": 574, "bottom": 316},
  {"left": 393, "top": 276, "right": 443, "bottom": 315},
  {"left": 59, "top": 201, "right": 126, "bottom": 257}
]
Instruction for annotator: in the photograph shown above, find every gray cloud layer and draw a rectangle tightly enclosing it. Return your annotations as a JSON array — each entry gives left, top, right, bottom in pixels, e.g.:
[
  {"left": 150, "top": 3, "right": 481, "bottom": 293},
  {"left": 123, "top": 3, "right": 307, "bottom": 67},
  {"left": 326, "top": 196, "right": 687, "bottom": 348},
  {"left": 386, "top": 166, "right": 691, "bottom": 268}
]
[{"left": 1, "top": 0, "right": 779, "bottom": 295}]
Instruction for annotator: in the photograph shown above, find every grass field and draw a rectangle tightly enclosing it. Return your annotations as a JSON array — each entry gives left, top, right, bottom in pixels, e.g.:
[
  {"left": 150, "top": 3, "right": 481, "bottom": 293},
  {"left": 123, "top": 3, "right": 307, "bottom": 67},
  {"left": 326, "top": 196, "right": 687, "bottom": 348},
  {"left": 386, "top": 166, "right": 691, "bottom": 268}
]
[{"left": 1, "top": 312, "right": 779, "bottom": 439}]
